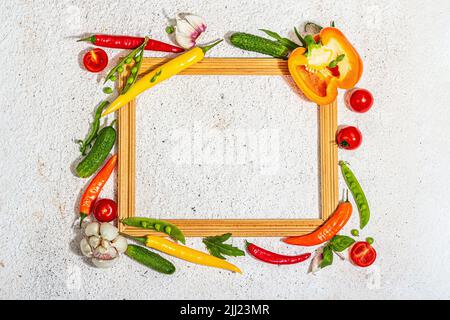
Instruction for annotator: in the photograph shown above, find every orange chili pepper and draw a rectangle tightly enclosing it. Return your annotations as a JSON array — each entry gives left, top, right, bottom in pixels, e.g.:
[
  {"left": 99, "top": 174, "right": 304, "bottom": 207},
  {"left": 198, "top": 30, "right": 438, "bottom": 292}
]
[
  {"left": 283, "top": 192, "right": 352, "bottom": 246},
  {"left": 79, "top": 154, "right": 117, "bottom": 226},
  {"left": 288, "top": 27, "right": 363, "bottom": 105}
]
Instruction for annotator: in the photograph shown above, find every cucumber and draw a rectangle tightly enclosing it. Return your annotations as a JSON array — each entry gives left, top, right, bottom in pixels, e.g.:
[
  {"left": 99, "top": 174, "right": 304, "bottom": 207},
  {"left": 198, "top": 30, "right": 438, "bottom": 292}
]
[
  {"left": 126, "top": 244, "right": 176, "bottom": 275},
  {"left": 76, "top": 125, "right": 116, "bottom": 178},
  {"left": 230, "top": 32, "right": 290, "bottom": 59}
]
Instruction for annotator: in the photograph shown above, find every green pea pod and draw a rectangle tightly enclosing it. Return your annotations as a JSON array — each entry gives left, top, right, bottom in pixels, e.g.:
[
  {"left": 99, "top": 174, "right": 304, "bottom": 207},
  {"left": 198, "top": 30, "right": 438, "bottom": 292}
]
[
  {"left": 339, "top": 161, "right": 370, "bottom": 229},
  {"left": 121, "top": 217, "right": 186, "bottom": 244},
  {"left": 76, "top": 124, "right": 116, "bottom": 178}
]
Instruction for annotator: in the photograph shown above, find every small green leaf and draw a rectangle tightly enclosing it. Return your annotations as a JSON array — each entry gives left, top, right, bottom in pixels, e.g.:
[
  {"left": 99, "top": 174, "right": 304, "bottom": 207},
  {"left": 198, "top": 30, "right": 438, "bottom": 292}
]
[
  {"left": 329, "top": 54, "right": 346, "bottom": 68},
  {"left": 331, "top": 21, "right": 336, "bottom": 27},
  {"left": 203, "top": 233, "right": 245, "bottom": 260},
  {"left": 330, "top": 235, "right": 355, "bottom": 252},
  {"left": 294, "top": 27, "right": 306, "bottom": 47},
  {"left": 320, "top": 245, "right": 333, "bottom": 268}
]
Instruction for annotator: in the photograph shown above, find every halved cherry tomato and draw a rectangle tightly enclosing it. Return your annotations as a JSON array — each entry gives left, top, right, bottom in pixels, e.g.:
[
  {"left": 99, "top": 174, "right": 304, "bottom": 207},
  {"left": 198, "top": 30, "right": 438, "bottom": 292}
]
[
  {"left": 345, "top": 88, "right": 374, "bottom": 113},
  {"left": 336, "top": 126, "right": 362, "bottom": 150},
  {"left": 93, "top": 198, "right": 117, "bottom": 222},
  {"left": 83, "top": 48, "right": 108, "bottom": 73},
  {"left": 350, "top": 241, "right": 377, "bottom": 267}
]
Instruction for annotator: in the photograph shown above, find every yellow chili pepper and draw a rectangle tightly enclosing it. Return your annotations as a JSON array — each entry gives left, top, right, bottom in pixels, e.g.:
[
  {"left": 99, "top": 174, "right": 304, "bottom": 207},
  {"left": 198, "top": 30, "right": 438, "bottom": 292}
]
[
  {"left": 102, "top": 39, "right": 223, "bottom": 117},
  {"left": 131, "top": 235, "right": 242, "bottom": 273}
]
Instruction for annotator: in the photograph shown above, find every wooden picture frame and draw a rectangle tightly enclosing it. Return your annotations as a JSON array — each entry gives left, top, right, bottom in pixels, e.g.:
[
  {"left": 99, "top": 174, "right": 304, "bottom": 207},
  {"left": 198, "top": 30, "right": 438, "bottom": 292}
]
[{"left": 118, "top": 58, "right": 338, "bottom": 237}]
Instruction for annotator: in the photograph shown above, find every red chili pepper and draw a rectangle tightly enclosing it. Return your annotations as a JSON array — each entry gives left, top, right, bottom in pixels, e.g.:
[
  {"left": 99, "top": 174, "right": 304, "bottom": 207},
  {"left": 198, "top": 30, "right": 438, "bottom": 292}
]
[
  {"left": 79, "top": 154, "right": 117, "bottom": 226},
  {"left": 245, "top": 241, "right": 311, "bottom": 265},
  {"left": 78, "top": 34, "right": 184, "bottom": 53}
]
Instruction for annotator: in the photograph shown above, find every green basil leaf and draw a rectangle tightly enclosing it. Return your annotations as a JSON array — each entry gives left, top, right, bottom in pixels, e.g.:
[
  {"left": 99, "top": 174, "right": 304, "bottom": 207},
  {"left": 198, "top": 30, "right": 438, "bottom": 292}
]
[
  {"left": 320, "top": 245, "right": 333, "bottom": 268},
  {"left": 330, "top": 235, "right": 355, "bottom": 252},
  {"left": 203, "top": 233, "right": 245, "bottom": 260}
]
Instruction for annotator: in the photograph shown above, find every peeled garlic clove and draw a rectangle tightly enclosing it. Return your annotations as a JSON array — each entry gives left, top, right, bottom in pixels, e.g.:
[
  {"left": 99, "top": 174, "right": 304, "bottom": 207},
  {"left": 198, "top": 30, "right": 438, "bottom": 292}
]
[
  {"left": 80, "top": 238, "right": 93, "bottom": 257},
  {"left": 93, "top": 245, "right": 118, "bottom": 260},
  {"left": 92, "top": 257, "right": 117, "bottom": 268},
  {"left": 111, "top": 235, "right": 128, "bottom": 254},
  {"left": 85, "top": 222, "right": 100, "bottom": 237},
  {"left": 88, "top": 235, "right": 101, "bottom": 249},
  {"left": 100, "top": 223, "right": 119, "bottom": 241},
  {"left": 184, "top": 14, "right": 207, "bottom": 33}
]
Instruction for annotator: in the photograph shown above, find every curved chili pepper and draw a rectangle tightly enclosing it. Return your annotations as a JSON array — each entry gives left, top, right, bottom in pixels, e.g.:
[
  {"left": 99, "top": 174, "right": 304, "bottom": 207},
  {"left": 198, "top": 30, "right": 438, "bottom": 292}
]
[
  {"left": 284, "top": 192, "right": 353, "bottom": 246},
  {"left": 79, "top": 154, "right": 117, "bottom": 226},
  {"left": 78, "top": 34, "right": 184, "bottom": 53},
  {"left": 245, "top": 241, "right": 311, "bottom": 265}
]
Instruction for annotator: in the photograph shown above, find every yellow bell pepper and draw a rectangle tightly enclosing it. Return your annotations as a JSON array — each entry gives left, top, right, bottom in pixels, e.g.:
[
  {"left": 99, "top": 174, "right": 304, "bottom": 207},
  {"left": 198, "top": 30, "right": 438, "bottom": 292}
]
[
  {"left": 132, "top": 235, "right": 242, "bottom": 274},
  {"left": 288, "top": 27, "right": 363, "bottom": 105},
  {"left": 102, "top": 40, "right": 223, "bottom": 117}
]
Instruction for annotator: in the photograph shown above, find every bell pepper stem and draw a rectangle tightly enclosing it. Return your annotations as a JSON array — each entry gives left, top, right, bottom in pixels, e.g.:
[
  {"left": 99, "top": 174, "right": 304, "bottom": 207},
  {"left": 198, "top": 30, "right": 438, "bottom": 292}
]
[
  {"left": 77, "top": 35, "right": 96, "bottom": 43},
  {"left": 200, "top": 39, "right": 223, "bottom": 54}
]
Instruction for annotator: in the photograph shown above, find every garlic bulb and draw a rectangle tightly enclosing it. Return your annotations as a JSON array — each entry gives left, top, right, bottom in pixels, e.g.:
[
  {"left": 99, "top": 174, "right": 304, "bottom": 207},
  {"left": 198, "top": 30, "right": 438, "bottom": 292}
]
[
  {"left": 80, "top": 222, "right": 127, "bottom": 268},
  {"left": 173, "top": 13, "right": 207, "bottom": 49}
]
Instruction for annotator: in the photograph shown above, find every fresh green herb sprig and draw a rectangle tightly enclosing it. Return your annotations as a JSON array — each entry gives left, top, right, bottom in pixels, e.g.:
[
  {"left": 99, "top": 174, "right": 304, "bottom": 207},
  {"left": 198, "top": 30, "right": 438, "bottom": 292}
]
[
  {"left": 203, "top": 233, "right": 245, "bottom": 260},
  {"left": 259, "top": 29, "right": 300, "bottom": 51},
  {"left": 320, "top": 235, "right": 355, "bottom": 269}
]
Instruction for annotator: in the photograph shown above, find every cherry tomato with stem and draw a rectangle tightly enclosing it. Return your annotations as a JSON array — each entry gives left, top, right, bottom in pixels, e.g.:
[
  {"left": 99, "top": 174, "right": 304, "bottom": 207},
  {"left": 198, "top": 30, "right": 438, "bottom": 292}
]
[
  {"left": 336, "top": 126, "right": 362, "bottom": 150},
  {"left": 93, "top": 198, "right": 117, "bottom": 222},
  {"left": 83, "top": 48, "right": 108, "bottom": 73},
  {"left": 345, "top": 88, "right": 374, "bottom": 113},
  {"left": 350, "top": 241, "right": 377, "bottom": 267}
]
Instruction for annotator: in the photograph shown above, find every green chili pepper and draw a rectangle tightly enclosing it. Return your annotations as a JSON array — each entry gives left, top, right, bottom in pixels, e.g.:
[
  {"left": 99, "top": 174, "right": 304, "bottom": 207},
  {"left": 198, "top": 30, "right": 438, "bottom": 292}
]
[
  {"left": 339, "top": 161, "right": 370, "bottom": 229},
  {"left": 121, "top": 217, "right": 185, "bottom": 244},
  {"left": 76, "top": 101, "right": 110, "bottom": 156}
]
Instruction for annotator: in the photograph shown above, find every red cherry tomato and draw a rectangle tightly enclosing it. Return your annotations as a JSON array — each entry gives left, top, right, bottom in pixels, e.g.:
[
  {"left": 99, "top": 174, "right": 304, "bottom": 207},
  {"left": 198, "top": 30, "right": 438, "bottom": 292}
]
[
  {"left": 345, "top": 88, "right": 374, "bottom": 113},
  {"left": 83, "top": 48, "right": 108, "bottom": 73},
  {"left": 336, "top": 126, "right": 362, "bottom": 150},
  {"left": 350, "top": 241, "right": 377, "bottom": 267},
  {"left": 93, "top": 198, "right": 117, "bottom": 222}
]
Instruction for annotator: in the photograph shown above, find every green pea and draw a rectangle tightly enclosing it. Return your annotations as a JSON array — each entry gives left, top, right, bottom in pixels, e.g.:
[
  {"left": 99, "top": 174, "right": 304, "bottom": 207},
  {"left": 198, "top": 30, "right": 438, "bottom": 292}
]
[
  {"left": 127, "top": 77, "right": 134, "bottom": 84},
  {"left": 154, "top": 223, "right": 161, "bottom": 231},
  {"left": 135, "top": 56, "right": 142, "bottom": 63},
  {"left": 103, "top": 87, "right": 113, "bottom": 94},
  {"left": 165, "top": 226, "right": 172, "bottom": 235},
  {"left": 366, "top": 237, "right": 374, "bottom": 245},
  {"left": 125, "top": 57, "right": 132, "bottom": 64},
  {"left": 351, "top": 229, "right": 359, "bottom": 237},
  {"left": 117, "top": 66, "right": 124, "bottom": 73},
  {"left": 110, "top": 75, "right": 117, "bottom": 81},
  {"left": 165, "top": 25, "right": 175, "bottom": 34},
  {"left": 131, "top": 66, "right": 138, "bottom": 74}
]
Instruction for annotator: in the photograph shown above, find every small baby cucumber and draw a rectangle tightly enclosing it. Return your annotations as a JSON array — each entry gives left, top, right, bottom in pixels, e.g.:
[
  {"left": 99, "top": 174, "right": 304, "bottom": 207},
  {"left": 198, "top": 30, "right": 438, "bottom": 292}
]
[
  {"left": 76, "top": 124, "right": 116, "bottom": 178},
  {"left": 230, "top": 32, "right": 290, "bottom": 59},
  {"left": 126, "top": 244, "right": 176, "bottom": 275}
]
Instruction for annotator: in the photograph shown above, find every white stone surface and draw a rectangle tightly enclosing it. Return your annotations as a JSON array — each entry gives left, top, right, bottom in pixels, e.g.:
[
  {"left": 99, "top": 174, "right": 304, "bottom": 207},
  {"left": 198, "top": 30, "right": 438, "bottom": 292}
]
[{"left": 0, "top": 0, "right": 449, "bottom": 299}]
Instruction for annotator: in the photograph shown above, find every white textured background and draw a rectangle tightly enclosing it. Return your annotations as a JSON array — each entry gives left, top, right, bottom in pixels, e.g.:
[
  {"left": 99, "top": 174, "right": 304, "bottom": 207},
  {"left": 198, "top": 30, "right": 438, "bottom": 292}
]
[{"left": 0, "top": 0, "right": 449, "bottom": 300}]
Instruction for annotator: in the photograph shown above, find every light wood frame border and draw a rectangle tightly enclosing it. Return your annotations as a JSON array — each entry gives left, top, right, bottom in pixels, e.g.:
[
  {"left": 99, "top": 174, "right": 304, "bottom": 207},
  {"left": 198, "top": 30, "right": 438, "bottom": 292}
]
[{"left": 118, "top": 58, "right": 338, "bottom": 237}]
